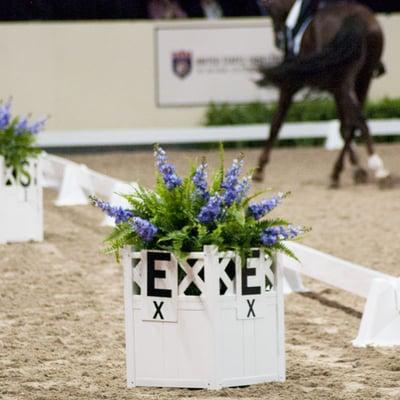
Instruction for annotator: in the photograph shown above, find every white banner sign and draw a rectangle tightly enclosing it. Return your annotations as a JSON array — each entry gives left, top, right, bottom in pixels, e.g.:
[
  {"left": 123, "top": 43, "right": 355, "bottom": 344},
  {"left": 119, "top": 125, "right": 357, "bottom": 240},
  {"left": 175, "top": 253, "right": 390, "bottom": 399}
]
[{"left": 155, "top": 24, "right": 281, "bottom": 106}]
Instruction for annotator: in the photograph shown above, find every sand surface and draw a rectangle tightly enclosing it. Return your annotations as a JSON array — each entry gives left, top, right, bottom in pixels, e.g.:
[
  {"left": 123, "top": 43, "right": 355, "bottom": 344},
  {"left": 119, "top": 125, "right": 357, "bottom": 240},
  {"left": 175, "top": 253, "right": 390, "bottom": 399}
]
[{"left": 1, "top": 144, "right": 400, "bottom": 399}]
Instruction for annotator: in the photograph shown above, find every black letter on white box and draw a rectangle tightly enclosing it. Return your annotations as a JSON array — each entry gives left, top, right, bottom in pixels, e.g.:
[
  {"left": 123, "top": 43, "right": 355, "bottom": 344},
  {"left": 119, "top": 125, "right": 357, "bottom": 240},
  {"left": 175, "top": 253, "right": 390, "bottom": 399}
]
[
  {"left": 153, "top": 301, "right": 165, "bottom": 320},
  {"left": 147, "top": 252, "right": 172, "bottom": 298},
  {"left": 242, "top": 261, "right": 261, "bottom": 296},
  {"left": 246, "top": 299, "right": 256, "bottom": 318}
]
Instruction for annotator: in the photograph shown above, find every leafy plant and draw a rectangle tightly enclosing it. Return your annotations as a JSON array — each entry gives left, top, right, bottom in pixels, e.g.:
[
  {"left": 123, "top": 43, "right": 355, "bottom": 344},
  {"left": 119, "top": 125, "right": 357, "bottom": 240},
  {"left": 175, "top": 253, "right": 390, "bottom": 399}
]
[
  {"left": 92, "top": 145, "right": 306, "bottom": 261},
  {"left": 204, "top": 97, "right": 400, "bottom": 126},
  {"left": 0, "top": 100, "right": 46, "bottom": 180}
]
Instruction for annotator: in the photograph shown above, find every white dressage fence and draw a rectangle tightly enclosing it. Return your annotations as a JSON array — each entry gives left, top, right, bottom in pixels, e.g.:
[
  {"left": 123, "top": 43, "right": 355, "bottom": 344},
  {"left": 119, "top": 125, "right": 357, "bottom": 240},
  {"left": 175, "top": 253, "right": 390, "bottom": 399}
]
[
  {"left": 37, "top": 119, "right": 400, "bottom": 150},
  {"left": 40, "top": 152, "right": 400, "bottom": 348}
]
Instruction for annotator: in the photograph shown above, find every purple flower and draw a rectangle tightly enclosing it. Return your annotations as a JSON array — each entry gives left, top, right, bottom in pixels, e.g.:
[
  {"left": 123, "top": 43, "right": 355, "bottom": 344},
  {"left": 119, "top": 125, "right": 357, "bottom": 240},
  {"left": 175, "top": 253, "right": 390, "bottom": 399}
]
[
  {"left": 0, "top": 100, "right": 12, "bottom": 130},
  {"left": 197, "top": 194, "right": 223, "bottom": 224},
  {"left": 14, "top": 117, "right": 29, "bottom": 135},
  {"left": 248, "top": 193, "right": 284, "bottom": 220},
  {"left": 132, "top": 217, "right": 158, "bottom": 242},
  {"left": 236, "top": 175, "right": 251, "bottom": 203},
  {"left": 91, "top": 196, "right": 133, "bottom": 224},
  {"left": 14, "top": 115, "right": 47, "bottom": 136},
  {"left": 260, "top": 225, "right": 302, "bottom": 246},
  {"left": 221, "top": 158, "right": 244, "bottom": 206},
  {"left": 27, "top": 117, "right": 47, "bottom": 135},
  {"left": 154, "top": 146, "right": 182, "bottom": 190},
  {"left": 192, "top": 160, "right": 209, "bottom": 199}
]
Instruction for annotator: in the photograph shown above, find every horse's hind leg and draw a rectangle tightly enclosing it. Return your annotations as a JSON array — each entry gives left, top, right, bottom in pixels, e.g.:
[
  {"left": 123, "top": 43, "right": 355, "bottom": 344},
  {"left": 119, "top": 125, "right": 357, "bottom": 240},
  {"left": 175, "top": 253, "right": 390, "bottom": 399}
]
[
  {"left": 254, "top": 88, "right": 295, "bottom": 182},
  {"left": 331, "top": 87, "right": 364, "bottom": 188},
  {"left": 355, "top": 31, "right": 392, "bottom": 187},
  {"left": 349, "top": 143, "right": 368, "bottom": 184},
  {"left": 349, "top": 65, "right": 374, "bottom": 184}
]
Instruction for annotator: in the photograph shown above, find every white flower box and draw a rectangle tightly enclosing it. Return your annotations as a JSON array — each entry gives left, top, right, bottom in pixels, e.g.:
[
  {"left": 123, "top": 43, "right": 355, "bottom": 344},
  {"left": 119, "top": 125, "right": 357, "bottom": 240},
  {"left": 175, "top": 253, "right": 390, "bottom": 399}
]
[
  {"left": 0, "top": 156, "right": 43, "bottom": 244},
  {"left": 122, "top": 245, "right": 285, "bottom": 390}
]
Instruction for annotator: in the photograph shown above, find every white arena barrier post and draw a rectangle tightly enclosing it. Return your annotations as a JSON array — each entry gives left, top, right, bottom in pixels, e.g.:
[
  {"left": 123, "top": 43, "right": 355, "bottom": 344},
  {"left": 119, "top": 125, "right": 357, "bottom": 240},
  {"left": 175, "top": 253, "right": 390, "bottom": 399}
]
[
  {"left": 353, "top": 278, "right": 400, "bottom": 347},
  {"left": 55, "top": 163, "right": 95, "bottom": 206},
  {"left": 283, "top": 268, "right": 309, "bottom": 295},
  {"left": 102, "top": 181, "right": 139, "bottom": 227},
  {"left": 324, "top": 120, "right": 343, "bottom": 150},
  {"left": 281, "top": 242, "right": 400, "bottom": 347}
]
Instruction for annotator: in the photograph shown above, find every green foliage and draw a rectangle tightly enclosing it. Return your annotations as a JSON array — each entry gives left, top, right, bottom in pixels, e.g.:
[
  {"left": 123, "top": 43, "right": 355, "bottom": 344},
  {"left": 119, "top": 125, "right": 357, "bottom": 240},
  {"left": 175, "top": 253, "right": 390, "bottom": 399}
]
[
  {"left": 0, "top": 121, "right": 41, "bottom": 179},
  {"left": 204, "top": 97, "right": 400, "bottom": 126},
  {"left": 0, "top": 102, "right": 44, "bottom": 180},
  {"left": 100, "top": 146, "right": 305, "bottom": 261}
]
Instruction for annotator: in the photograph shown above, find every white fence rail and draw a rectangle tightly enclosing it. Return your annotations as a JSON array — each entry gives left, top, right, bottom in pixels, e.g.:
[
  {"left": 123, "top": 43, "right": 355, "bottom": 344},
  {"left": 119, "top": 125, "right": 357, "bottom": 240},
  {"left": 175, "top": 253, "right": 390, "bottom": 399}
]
[
  {"left": 40, "top": 152, "right": 400, "bottom": 348},
  {"left": 282, "top": 243, "right": 400, "bottom": 347},
  {"left": 37, "top": 119, "right": 400, "bottom": 150}
]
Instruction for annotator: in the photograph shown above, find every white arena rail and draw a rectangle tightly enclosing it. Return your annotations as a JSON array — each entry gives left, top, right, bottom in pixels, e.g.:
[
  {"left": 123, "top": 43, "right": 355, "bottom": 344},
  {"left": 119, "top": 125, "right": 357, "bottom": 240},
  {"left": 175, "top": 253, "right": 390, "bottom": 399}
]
[
  {"left": 40, "top": 152, "right": 400, "bottom": 348},
  {"left": 37, "top": 119, "right": 400, "bottom": 150}
]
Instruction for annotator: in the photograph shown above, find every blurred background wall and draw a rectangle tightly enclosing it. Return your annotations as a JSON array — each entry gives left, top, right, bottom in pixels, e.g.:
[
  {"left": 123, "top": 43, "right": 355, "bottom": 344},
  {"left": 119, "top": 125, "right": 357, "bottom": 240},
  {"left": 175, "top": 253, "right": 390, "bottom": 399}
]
[{"left": 0, "top": 16, "right": 399, "bottom": 130}]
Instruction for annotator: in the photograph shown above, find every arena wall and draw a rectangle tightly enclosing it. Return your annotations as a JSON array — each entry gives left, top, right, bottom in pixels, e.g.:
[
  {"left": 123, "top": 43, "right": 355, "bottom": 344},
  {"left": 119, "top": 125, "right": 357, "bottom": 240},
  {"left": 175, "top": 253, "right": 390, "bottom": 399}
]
[{"left": 0, "top": 16, "right": 399, "bottom": 130}]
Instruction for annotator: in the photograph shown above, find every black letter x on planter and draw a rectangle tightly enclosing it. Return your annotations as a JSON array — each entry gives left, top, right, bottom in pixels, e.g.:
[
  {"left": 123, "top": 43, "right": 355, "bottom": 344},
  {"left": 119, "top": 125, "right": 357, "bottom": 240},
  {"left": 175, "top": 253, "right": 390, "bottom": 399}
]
[
  {"left": 153, "top": 301, "right": 164, "bottom": 320},
  {"left": 247, "top": 299, "right": 256, "bottom": 318}
]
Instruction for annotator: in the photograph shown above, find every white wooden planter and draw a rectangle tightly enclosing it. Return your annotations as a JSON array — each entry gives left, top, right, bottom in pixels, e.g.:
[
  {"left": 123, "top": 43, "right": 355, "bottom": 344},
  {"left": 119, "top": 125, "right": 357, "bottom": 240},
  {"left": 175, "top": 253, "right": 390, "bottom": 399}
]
[
  {"left": 122, "top": 245, "right": 285, "bottom": 390},
  {"left": 0, "top": 156, "right": 43, "bottom": 244}
]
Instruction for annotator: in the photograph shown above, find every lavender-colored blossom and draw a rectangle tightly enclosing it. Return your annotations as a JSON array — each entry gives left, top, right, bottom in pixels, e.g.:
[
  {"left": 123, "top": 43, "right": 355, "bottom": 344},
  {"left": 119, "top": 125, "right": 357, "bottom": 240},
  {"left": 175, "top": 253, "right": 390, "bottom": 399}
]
[
  {"left": 192, "top": 160, "right": 209, "bottom": 199},
  {"left": 14, "top": 117, "right": 29, "bottom": 135},
  {"left": 197, "top": 194, "right": 223, "bottom": 224},
  {"left": 14, "top": 116, "right": 47, "bottom": 136},
  {"left": 260, "top": 225, "right": 302, "bottom": 246},
  {"left": 27, "top": 117, "right": 47, "bottom": 135},
  {"left": 248, "top": 192, "right": 284, "bottom": 220},
  {"left": 154, "top": 146, "right": 182, "bottom": 190},
  {"left": 221, "top": 158, "right": 244, "bottom": 206},
  {"left": 132, "top": 217, "right": 158, "bottom": 242},
  {"left": 0, "top": 100, "right": 12, "bottom": 130},
  {"left": 91, "top": 196, "right": 133, "bottom": 224},
  {"left": 235, "top": 175, "right": 251, "bottom": 203},
  {"left": 221, "top": 158, "right": 243, "bottom": 191}
]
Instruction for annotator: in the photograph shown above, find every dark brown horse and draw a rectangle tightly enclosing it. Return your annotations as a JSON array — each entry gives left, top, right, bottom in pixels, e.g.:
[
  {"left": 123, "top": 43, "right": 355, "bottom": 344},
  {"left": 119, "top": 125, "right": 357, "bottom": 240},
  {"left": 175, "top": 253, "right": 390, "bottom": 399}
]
[{"left": 255, "top": 0, "right": 391, "bottom": 187}]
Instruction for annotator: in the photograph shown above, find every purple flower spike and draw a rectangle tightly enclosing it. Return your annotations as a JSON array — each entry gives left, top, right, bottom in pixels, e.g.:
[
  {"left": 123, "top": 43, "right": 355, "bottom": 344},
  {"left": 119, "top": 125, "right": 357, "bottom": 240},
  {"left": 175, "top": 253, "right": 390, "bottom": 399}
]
[
  {"left": 154, "top": 146, "right": 182, "bottom": 190},
  {"left": 197, "top": 194, "right": 223, "bottom": 224},
  {"left": 15, "top": 116, "right": 29, "bottom": 136},
  {"left": 260, "top": 225, "right": 302, "bottom": 246},
  {"left": 248, "top": 193, "right": 284, "bottom": 220},
  {"left": 132, "top": 217, "right": 158, "bottom": 242},
  {"left": 235, "top": 175, "right": 251, "bottom": 203},
  {"left": 0, "top": 100, "right": 12, "bottom": 130},
  {"left": 192, "top": 160, "right": 209, "bottom": 199},
  {"left": 27, "top": 117, "right": 47, "bottom": 135},
  {"left": 221, "top": 158, "right": 244, "bottom": 206},
  {"left": 91, "top": 196, "right": 133, "bottom": 224}
]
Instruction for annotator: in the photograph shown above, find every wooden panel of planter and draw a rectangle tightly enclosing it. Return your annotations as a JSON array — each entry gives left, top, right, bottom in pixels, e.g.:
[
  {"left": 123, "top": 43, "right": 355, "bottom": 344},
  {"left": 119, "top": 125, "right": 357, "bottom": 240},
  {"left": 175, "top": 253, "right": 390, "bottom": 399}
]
[
  {"left": 0, "top": 157, "right": 43, "bottom": 244},
  {"left": 122, "top": 245, "right": 285, "bottom": 390}
]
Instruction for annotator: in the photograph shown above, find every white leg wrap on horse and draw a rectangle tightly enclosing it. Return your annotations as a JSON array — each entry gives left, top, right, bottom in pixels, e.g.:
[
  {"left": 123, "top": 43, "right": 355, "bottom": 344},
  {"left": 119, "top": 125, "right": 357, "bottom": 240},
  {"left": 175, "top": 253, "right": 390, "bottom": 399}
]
[{"left": 368, "top": 154, "right": 390, "bottom": 179}]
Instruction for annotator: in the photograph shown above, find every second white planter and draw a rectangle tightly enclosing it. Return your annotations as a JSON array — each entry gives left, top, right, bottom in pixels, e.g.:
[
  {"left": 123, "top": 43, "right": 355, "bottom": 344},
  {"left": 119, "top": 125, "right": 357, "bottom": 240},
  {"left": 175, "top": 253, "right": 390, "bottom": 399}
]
[
  {"left": 0, "top": 157, "right": 43, "bottom": 244},
  {"left": 122, "top": 245, "right": 285, "bottom": 390}
]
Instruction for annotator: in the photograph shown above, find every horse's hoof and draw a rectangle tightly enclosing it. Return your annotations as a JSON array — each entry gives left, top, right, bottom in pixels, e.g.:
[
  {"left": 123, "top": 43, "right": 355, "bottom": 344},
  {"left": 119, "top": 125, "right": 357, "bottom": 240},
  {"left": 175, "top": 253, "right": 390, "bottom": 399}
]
[
  {"left": 353, "top": 168, "right": 368, "bottom": 185},
  {"left": 252, "top": 169, "right": 264, "bottom": 182},
  {"left": 329, "top": 178, "right": 340, "bottom": 189},
  {"left": 378, "top": 174, "right": 394, "bottom": 190}
]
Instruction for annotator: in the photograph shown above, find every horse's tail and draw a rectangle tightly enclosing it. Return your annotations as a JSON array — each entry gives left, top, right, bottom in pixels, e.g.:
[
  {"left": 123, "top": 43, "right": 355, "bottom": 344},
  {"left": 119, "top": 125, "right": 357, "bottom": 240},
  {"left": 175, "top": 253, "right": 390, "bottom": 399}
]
[
  {"left": 257, "top": 15, "right": 365, "bottom": 88},
  {"left": 374, "top": 61, "right": 386, "bottom": 78}
]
